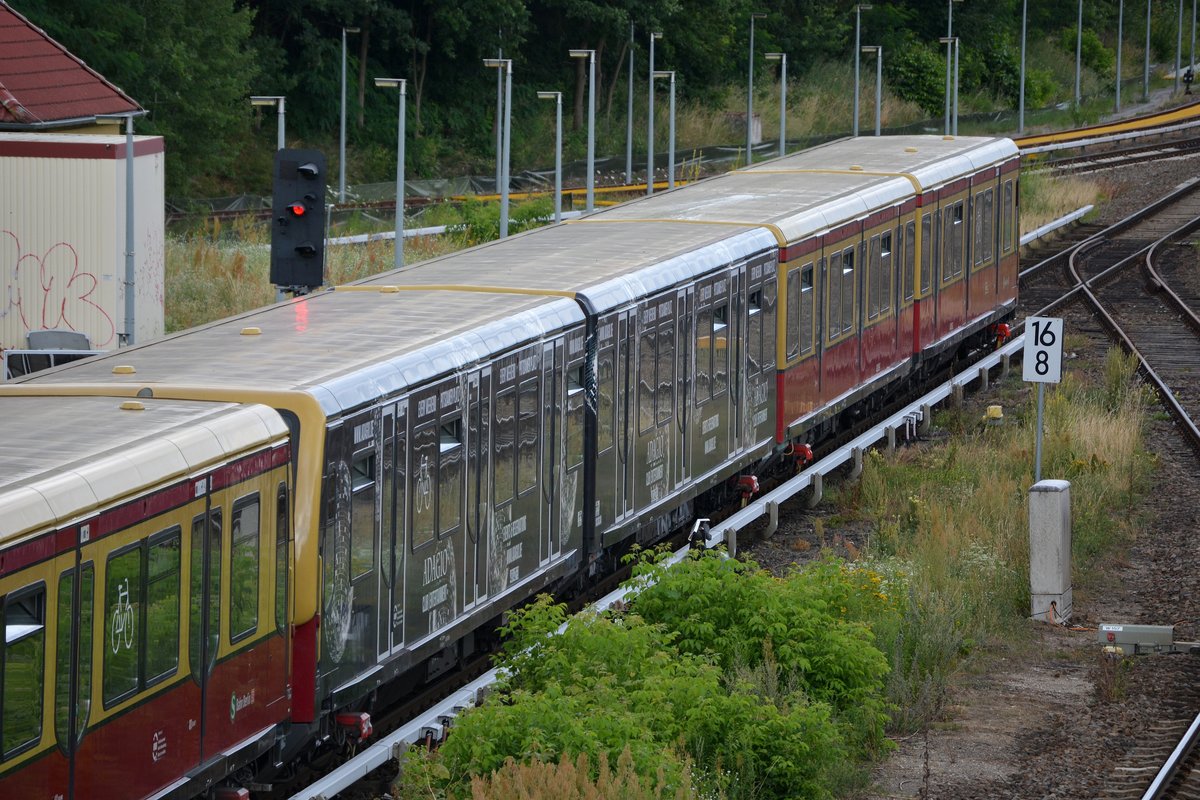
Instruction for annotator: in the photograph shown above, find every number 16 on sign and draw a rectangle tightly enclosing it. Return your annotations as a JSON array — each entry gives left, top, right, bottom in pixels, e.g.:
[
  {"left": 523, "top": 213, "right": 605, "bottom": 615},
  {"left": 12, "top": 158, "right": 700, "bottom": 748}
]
[{"left": 1023, "top": 316, "right": 1064, "bottom": 481}]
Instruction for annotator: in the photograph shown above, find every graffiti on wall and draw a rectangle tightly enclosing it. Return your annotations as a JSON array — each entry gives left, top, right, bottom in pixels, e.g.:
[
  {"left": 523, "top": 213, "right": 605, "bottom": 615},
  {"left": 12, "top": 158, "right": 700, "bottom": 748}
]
[{"left": 1, "top": 230, "right": 117, "bottom": 347}]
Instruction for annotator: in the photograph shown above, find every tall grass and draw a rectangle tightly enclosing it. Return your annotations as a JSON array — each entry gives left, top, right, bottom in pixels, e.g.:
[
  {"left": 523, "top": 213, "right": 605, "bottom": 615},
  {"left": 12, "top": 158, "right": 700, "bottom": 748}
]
[
  {"left": 166, "top": 208, "right": 484, "bottom": 331},
  {"left": 839, "top": 349, "right": 1152, "bottom": 731},
  {"left": 1018, "top": 169, "right": 1109, "bottom": 234}
]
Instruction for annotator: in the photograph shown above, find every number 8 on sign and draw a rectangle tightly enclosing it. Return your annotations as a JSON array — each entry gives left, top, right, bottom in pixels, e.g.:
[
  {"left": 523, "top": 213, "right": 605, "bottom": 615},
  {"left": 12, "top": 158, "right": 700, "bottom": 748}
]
[{"left": 1022, "top": 316, "right": 1064, "bottom": 384}]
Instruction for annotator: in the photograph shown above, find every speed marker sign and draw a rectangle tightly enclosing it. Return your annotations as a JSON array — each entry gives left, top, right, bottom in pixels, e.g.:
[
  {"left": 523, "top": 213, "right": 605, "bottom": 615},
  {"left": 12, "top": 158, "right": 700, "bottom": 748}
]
[{"left": 1023, "top": 316, "right": 1063, "bottom": 384}]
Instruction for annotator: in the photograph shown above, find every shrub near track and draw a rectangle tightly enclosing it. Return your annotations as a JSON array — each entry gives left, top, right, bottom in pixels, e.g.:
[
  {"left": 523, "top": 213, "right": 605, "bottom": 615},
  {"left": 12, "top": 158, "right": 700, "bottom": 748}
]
[{"left": 395, "top": 555, "right": 895, "bottom": 800}]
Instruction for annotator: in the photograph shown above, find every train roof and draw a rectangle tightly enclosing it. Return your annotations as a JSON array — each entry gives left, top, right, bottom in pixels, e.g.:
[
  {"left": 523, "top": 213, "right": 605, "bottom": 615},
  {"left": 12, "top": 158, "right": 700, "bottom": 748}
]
[
  {"left": 20, "top": 288, "right": 583, "bottom": 416},
  {"left": 0, "top": 396, "right": 287, "bottom": 544},
  {"left": 591, "top": 135, "right": 1018, "bottom": 245},
  {"left": 358, "top": 222, "right": 778, "bottom": 312}
]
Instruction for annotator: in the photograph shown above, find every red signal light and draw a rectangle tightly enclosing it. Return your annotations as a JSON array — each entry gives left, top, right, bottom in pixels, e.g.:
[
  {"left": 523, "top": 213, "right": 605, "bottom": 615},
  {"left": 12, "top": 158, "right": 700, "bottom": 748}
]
[{"left": 288, "top": 202, "right": 307, "bottom": 217}]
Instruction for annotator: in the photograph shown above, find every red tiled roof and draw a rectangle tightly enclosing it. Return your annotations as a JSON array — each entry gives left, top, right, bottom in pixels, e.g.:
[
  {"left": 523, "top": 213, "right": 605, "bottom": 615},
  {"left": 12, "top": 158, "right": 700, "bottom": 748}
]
[{"left": 0, "top": 1, "right": 141, "bottom": 126}]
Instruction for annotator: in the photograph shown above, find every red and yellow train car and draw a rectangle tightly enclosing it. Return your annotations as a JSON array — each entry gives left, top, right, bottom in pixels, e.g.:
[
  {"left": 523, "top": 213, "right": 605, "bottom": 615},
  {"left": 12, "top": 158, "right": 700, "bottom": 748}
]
[{"left": 0, "top": 396, "right": 290, "bottom": 800}]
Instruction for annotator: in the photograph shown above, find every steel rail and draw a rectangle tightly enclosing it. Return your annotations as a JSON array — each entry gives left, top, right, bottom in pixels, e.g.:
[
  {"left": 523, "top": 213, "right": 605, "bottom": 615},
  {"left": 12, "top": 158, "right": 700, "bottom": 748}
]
[
  {"left": 1141, "top": 711, "right": 1200, "bottom": 799},
  {"left": 1065, "top": 204, "right": 1200, "bottom": 454}
]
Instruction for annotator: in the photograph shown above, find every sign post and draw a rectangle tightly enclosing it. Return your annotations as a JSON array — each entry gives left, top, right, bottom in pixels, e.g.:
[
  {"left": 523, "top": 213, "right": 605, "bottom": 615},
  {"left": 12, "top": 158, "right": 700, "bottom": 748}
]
[{"left": 1023, "top": 316, "right": 1064, "bottom": 481}]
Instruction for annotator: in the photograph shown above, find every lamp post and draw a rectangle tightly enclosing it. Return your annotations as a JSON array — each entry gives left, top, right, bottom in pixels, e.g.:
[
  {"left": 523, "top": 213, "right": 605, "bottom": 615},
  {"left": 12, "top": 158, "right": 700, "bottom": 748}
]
[
  {"left": 1178, "top": 0, "right": 1186, "bottom": 93},
  {"left": 861, "top": 46, "right": 882, "bottom": 136},
  {"left": 939, "top": 37, "right": 960, "bottom": 135},
  {"left": 483, "top": 58, "right": 512, "bottom": 238},
  {"left": 250, "top": 96, "right": 286, "bottom": 150},
  {"left": 1193, "top": 0, "right": 1197, "bottom": 74},
  {"left": 853, "top": 4, "right": 872, "bottom": 136},
  {"left": 340, "top": 26, "right": 360, "bottom": 204},
  {"left": 647, "top": 31, "right": 661, "bottom": 195},
  {"left": 1146, "top": 0, "right": 1153, "bottom": 100},
  {"left": 765, "top": 53, "right": 786, "bottom": 157},
  {"left": 374, "top": 78, "right": 406, "bottom": 269},
  {"left": 1117, "top": 0, "right": 1124, "bottom": 112},
  {"left": 569, "top": 49, "right": 596, "bottom": 212},
  {"left": 537, "top": 92, "right": 563, "bottom": 223},
  {"left": 1019, "top": 0, "right": 1028, "bottom": 132},
  {"left": 944, "top": 0, "right": 963, "bottom": 136},
  {"left": 97, "top": 111, "right": 146, "bottom": 346},
  {"left": 1075, "top": 0, "right": 1083, "bottom": 107},
  {"left": 747, "top": 12, "right": 766, "bottom": 164},
  {"left": 626, "top": 21, "right": 634, "bottom": 184},
  {"left": 495, "top": 45, "right": 503, "bottom": 201},
  {"left": 653, "top": 71, "right": 676, "bottom": 189}
]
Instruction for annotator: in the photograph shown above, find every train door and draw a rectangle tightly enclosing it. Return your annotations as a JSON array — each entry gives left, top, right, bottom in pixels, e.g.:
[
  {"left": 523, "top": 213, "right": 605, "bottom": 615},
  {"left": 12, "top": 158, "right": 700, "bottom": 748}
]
[
  {"left": 542, "top": 341, "right": 562, "bottom": 562},
  {"left": 594, "top": 313, "right": 619, "bottom": 540},
  {"left": 729, "top": 267, "right": 745, "bottom": 455},
  {"left": 465, "top": 371, "right": 489, "bottom": 609},
  {"left": 674, "top": 287, "right": 691, "bottom": 490},
  {"left": 616, "top": 309, "right": 635, "bottom": 526},
  {"left": 52, "top": 525, "right": 95, "bottom": 800},
  {"left": 634, "top": 293, "right": 675, "bottom": 510},
  {"left": 190, "top": 484, "right": 221, "bottom": 764},
  {"left": 379, "top": 401, "right": 409, "bottom": 657},
  {"left": 744, "top": 257, "right": 777, "bottom": 447}
]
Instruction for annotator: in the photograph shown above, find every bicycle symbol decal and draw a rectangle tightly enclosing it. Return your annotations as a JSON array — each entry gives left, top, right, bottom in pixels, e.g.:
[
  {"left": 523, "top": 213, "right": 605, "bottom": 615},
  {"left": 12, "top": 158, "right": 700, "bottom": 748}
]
[
  {"left": 415, "top": 454, "right": 432, "bottom": 513},
  {"left": 110, "top": 578, "right": 134, "bottom": 654}
]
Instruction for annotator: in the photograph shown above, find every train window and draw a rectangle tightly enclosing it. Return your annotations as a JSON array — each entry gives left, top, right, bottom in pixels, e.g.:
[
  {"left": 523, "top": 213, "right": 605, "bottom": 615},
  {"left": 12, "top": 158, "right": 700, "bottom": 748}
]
[
  {"left": 762, "top": 278, "right": 777, "bottom": 370},
  {"left": 2, "top": 584, "right": 45, "bottom": 757},
  {"left": 1002, "top": 180, "right": 1014, "bottom": 254},
  {"left": 54, "top": 564, "right": 93, "bottom": 750},
  {"left": 747, "top": 290, "right": 763, "bottom": 373},
  {"left": 786, "top": 270, "right": 801, "bottom": 360},
  {"left": 904, "top": 221, "right": 916, "bottom": 302},
  {"left": 712, "top": 304, "right": 729, "bottom": 397},
  {"left": 972, "top": 189, "right": 994, "bottom": 268},
  {"left": 799, "top": 264, "right": 814, "bottom": 355},
  {"left": 867, "top": 235, "right": 881, "bottom": 320},
  {"left": 880, "top": 231, "right": 893, "bottom": 316},
  {"left": 638, "top": 327, "right": 656, "bottom": 433},
  {"left": 695, "top": 305, "right": 712, "bottom": 404},
  {"left": 944, "top": 201, "right": 964, "bottom": 280},
  {"left": 598, "top": 348, "right": 615, "bottom": 453},
  {"left": 350, "top": 454, "right": 375, "bottom": 579},
  {"left": 518, "top": 379, "right": 539, "bottom": 495},
  {"left": 841, "top": 247, "right": 855, "bottom": 334},
  {"left": 494, "top": 388, "right": 516, "bottom": 505},
  {"left": 188, "top": 511, "right": 221, "bottom": 680},
  {"left": 104, "top": 545, "right": 141, "bottom": 705},
  {"left": 146, "top": 529, "right": 181, "bottom": 683},
  {"left": 827, "top": 250, "right": 842, "bottom": 340},
  {"left": 439, "top": 419, "right": 462, "bottom": 535},
  {"left": 657, "top": 323, "right": 674, "bottom": 425},
  {"left": 567, "top": 366, "right": 585, "bottom": 468},
  {"left": 230, "top": 496, "right": 260, "bottom": 642},
  {"left": 394, "top": 432, "right": 407, "bottom": 584},
  {"left": 920, "top": 213, "right": 933, "bottom": 294},
  {"left": 412, "top": 425, "right": 438, "bottom": 549},
  {"left": 276, "top": 484, "right": 289, "bottom": 634}
]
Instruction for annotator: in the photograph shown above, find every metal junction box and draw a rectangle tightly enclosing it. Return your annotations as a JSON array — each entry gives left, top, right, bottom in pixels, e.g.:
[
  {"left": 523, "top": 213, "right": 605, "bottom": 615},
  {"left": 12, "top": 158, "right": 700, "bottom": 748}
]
[{"left": 1098, "top": 623, "right": 1176, "bottom": 654}]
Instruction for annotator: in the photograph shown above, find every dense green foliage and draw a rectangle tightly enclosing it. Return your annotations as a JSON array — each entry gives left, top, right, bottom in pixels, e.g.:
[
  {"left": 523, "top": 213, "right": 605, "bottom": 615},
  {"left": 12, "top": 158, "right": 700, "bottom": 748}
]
[
  {"left": 14, "top": 0, "right": 1186, "bottom": 197},
  {"left": 396, "top": 552, "right": 897, "bottom": 799}
]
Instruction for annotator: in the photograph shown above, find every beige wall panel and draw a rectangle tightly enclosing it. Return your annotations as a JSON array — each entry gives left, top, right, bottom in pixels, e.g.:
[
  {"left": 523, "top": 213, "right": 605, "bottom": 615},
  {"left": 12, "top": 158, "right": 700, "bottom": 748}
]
[{"left": 0, "top": 133, "right": 165, "bottom": 351}]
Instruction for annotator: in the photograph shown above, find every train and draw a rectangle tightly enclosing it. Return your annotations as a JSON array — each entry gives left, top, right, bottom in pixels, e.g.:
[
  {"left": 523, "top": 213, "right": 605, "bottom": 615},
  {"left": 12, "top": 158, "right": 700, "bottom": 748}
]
[{"left": 0, "top": 134, "right": 1019, "bottom": 799}]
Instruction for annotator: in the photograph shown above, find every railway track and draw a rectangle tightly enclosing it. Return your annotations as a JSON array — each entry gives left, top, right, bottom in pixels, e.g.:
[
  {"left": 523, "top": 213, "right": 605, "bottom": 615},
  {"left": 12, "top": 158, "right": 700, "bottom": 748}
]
[
  {"left": 1019, "top": 173, "right": 1200, "bottom": 798},
  {"left": 1029, "top": 135, "right": 1200, "bottom": 175}
]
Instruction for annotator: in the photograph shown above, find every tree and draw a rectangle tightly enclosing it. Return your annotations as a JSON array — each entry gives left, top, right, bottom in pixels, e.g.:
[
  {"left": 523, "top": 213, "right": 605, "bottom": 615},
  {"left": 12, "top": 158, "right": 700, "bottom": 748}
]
[{"left": 21, "top": 0, "right": 260, "bottom": 197}]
